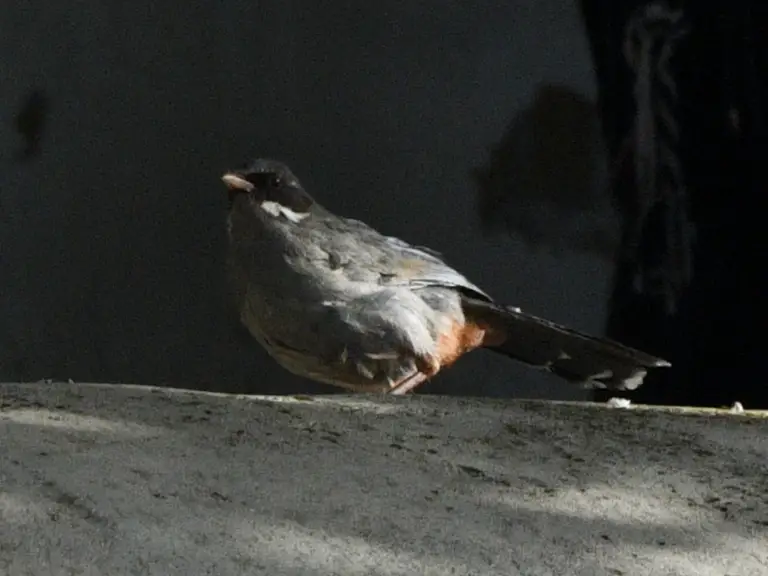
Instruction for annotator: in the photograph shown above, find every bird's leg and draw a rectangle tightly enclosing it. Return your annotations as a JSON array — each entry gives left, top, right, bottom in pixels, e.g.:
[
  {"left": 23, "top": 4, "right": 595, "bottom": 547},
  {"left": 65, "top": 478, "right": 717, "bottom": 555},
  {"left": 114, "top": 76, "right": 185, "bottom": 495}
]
[
  {"left": 387, "top": 354, "right": 439, "bottom": 395},
  {"left": 388, "top": 372, "right": 429, "bottom": 395}
]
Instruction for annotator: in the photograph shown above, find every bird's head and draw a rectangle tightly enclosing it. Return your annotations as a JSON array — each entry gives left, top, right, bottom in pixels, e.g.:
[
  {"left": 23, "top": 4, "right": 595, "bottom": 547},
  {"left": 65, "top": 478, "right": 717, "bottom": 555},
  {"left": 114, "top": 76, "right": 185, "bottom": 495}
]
[{"left": 222, "top": 159, "right": 315, "bottom": 223}]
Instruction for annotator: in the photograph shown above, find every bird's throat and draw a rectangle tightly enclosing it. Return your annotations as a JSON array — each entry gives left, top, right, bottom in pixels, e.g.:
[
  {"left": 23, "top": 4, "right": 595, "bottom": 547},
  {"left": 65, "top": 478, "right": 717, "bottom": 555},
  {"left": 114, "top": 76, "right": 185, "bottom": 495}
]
[{"left": 260, "top": 200, "right": 311, "bottom": 223}]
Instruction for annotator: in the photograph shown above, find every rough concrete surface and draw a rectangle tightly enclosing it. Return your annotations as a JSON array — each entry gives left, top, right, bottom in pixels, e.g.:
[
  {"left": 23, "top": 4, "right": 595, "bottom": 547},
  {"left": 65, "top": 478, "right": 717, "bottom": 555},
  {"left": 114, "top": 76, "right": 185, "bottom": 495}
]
[{"left": 1, "top": 382, "right": 766, "bottom": 576}]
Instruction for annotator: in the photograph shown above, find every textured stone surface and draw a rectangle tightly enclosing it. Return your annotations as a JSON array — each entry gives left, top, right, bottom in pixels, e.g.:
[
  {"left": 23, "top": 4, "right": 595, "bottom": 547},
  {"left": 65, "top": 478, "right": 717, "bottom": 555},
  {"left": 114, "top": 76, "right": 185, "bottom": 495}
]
[{"left": 1, "top": 382, "right": 766, "bottom": 575}]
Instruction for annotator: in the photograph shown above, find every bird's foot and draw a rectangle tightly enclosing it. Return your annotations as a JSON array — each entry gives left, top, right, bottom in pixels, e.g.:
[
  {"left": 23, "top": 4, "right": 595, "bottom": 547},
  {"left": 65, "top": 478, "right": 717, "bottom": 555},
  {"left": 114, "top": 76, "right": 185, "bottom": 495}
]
[{"left": 388, "top": 372, "right": 429, "bottom": 395}]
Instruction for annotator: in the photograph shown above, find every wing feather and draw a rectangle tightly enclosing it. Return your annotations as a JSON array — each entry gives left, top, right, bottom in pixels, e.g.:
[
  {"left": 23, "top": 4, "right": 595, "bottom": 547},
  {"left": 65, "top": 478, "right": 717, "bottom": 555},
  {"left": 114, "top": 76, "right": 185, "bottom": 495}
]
[{"left": 315, "top": 212, "right": 491, "bottom": 300}]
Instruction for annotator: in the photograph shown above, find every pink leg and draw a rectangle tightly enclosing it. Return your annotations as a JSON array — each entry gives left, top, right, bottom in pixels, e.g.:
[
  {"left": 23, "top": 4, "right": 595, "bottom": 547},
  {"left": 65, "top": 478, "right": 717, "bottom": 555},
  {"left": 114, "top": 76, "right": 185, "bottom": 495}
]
[{"left": 388, "top": 371, "right": 429, "bottom": 395}]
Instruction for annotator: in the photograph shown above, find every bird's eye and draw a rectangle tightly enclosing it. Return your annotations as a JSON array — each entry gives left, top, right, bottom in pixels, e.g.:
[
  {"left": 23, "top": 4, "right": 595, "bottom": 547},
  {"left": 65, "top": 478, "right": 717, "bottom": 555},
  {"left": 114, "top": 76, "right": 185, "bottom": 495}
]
[{"left": 269, "top": 174, "right": 282, "bottom": 187}]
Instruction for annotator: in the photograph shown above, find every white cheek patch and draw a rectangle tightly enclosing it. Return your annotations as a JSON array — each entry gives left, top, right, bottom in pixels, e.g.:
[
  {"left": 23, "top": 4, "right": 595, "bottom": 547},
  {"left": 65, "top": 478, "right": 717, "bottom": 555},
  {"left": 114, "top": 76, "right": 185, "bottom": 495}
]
[{"left": 260, "top": 200, "right": 311, "bottom": 223}]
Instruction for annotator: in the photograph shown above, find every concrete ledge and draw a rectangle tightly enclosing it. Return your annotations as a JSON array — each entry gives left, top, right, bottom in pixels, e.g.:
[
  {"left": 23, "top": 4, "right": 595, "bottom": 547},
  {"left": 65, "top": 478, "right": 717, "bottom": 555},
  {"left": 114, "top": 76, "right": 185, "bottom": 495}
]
[{"left": 1, "top": 382, "right": 766, "bottom": 575}]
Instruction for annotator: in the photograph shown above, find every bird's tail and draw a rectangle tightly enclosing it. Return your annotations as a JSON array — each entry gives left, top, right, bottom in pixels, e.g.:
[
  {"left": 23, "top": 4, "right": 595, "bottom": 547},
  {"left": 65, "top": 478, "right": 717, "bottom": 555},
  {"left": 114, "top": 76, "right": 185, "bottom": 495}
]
[{"left": 463, "top": 298, "right": 670, "bottom": 390}]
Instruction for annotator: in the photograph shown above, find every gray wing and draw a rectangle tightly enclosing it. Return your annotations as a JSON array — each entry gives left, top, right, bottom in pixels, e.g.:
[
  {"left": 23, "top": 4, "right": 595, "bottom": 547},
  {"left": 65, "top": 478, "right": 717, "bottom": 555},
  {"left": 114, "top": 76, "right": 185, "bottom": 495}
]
[{"left": 314, "top": 212, "right": 492, "bottom": 300}]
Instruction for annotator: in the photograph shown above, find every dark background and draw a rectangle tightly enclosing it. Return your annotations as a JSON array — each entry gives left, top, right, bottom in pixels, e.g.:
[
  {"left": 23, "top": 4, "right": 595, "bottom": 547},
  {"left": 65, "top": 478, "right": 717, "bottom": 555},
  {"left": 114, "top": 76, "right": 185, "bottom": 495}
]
[
  {"left": 582, "top": 0, "right": 766, "bottom": 409},
  {"left": 2, "top": 2, "right": 763, "bottom": 406}
]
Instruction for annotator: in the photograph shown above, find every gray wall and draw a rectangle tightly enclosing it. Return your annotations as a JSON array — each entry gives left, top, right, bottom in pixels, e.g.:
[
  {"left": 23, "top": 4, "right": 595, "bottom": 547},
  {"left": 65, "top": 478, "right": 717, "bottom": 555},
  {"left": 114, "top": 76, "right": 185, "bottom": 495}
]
[{"left": 1, "top": 1, "right": 614, "bottom": 399}]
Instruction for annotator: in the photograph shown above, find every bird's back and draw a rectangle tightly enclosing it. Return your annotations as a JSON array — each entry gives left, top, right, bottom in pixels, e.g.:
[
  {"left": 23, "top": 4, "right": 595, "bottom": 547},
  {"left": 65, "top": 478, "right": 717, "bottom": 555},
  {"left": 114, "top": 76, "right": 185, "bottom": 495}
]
[{"left": 294, "top": 208, "right": 492, "bottom": 301}]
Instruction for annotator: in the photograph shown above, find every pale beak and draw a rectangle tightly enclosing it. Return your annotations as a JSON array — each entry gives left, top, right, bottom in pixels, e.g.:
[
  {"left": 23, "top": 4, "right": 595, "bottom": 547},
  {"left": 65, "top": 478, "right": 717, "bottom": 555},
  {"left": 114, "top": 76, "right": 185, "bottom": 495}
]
[{"left": 221, "top": 172, "right": 254, "bottom": 192}]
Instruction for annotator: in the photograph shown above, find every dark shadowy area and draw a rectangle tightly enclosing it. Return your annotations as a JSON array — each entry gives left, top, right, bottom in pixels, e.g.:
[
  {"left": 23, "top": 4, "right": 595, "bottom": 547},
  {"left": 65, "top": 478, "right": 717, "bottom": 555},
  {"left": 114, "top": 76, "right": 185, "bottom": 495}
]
[
  {"left": 14, "top": 88, "right": 49, "bottom": 162},
  {"left": 473, "top": 83, "right": 618, "bottom": 259},
  {"left": 582, "top": 0, "right": 767, "bottom": 407}
]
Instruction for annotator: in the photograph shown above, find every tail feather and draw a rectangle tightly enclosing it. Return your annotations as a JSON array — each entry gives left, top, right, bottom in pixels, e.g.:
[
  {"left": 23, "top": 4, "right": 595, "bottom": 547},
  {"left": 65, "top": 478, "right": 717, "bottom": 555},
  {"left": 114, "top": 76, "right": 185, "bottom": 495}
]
[{"left": 464, "top": 299, "right": 670, "bottom": 391}]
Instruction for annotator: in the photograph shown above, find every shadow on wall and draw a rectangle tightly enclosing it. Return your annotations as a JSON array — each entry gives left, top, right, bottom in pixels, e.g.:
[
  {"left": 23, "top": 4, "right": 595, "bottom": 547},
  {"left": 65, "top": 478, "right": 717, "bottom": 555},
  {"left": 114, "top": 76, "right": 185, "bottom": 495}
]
[
  {"left": 473, "top": 83, "right": 618, "bottom": 260},
  {"left": 13, "top": 88, "right": 49, "bottom": 163}
]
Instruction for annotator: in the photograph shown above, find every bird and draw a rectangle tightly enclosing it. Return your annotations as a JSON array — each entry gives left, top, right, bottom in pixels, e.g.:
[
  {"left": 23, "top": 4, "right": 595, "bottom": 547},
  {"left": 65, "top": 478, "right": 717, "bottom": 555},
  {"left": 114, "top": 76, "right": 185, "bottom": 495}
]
[{"left": 222, "top": 158, "right": 670, "bottom": 395}]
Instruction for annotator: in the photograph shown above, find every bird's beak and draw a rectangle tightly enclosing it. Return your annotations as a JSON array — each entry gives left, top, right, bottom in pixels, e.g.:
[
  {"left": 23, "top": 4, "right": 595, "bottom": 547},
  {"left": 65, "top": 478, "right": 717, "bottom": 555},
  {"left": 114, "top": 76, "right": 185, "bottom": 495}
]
[{"left": 221, "top": 172, "right": 254, "bottom": 192}]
